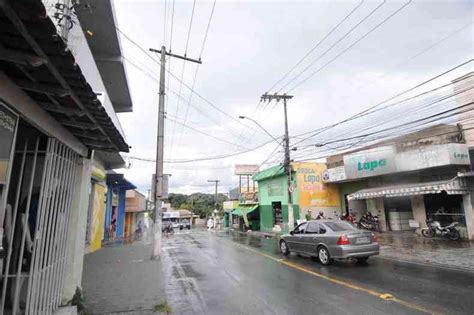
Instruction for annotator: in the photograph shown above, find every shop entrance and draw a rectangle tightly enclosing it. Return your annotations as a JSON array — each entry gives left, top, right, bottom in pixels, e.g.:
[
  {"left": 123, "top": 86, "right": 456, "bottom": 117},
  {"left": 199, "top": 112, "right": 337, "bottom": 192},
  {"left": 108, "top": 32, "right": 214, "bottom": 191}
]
[
  {"left": 384, "top": 197, "right": 414, "bottom": 231},
  {"left": 272, "top": 202, "right": 282, "bottom": 227},
  {"left": 424, "top": 193, "right": 465, "bottom": 227},
  {"left": 0, "top": 118, "right": 79, "bottom": 314}
]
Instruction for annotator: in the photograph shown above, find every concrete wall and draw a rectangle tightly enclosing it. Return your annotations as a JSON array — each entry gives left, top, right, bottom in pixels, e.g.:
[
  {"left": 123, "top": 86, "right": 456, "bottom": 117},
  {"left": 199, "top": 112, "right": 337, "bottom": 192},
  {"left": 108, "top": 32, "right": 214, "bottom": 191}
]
[
  {"left": 339, "top": 181, "right": 368, "bottom": 214},
  {"left": 62, "top": 157, "right": 92, "bottom": 303},
  {"left": 64, "top": 14, "right": 125, "bottom": 137},
  {"left": 463, "top": 192, "right": 474, "bottom": 240},
  {"left": 411, "top": 195, "right": 427, "bottom": 234}
]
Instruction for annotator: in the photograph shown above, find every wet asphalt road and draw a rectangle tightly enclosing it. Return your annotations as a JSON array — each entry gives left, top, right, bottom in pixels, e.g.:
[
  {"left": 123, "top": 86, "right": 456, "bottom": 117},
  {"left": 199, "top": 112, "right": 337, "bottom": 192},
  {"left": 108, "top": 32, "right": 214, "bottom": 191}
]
[{"left": 162, "top": 229, "right": 474, "bottom": 315}]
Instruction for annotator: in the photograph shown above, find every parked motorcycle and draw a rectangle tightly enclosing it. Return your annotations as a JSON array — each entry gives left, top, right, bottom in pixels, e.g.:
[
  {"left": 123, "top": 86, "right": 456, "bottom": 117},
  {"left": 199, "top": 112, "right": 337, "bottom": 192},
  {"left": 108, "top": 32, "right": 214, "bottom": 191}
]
[
  {"left": 421, "top": 217, "right": 460, "bottom": 241},
  {"left": 357, "top": 212, "right": 380, "bottom": 232},
  {"left": 340, "top": 210, "right": 356, "bottom": 225}
]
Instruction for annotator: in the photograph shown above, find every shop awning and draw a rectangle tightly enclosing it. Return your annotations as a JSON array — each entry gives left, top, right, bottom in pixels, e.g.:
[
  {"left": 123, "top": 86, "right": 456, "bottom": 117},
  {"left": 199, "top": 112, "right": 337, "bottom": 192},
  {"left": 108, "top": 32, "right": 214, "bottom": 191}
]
[
  {"left": 347, "top": 177, "right": 469, "bottom": 201},
  {"left": 231, "top": 205, "right": 258, "bottom": 217},
  {"left": 0, "top": 0, "right": 129, "bottom": 153}
]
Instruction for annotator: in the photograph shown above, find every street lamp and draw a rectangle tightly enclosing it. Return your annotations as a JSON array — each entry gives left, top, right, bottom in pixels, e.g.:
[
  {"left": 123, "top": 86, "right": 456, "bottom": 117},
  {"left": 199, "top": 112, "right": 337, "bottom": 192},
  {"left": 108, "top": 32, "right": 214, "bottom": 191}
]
[{"left": 238, "top": 115, "right": 281, "bottom": 145}]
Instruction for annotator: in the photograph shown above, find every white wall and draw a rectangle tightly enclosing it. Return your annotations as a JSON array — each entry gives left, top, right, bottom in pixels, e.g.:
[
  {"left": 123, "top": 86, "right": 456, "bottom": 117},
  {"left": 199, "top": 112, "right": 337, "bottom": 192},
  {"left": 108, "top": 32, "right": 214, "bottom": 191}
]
[{"left": 62, "top": 157, "right": 92, "bottom": 303}]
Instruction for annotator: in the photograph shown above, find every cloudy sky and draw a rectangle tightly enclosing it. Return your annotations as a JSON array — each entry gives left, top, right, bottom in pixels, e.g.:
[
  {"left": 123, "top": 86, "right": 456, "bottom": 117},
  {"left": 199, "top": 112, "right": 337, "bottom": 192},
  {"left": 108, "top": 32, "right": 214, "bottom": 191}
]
[{"left": 112, "top": 0, "right": 473, "bottom": 195}]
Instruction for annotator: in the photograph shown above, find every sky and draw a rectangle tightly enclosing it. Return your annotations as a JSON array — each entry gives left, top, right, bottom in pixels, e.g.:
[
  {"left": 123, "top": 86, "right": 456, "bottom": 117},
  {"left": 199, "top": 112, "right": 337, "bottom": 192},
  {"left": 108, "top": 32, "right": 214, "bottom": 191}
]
[{"left": 111, "top": 0, "right": 473, "bottom": 195}]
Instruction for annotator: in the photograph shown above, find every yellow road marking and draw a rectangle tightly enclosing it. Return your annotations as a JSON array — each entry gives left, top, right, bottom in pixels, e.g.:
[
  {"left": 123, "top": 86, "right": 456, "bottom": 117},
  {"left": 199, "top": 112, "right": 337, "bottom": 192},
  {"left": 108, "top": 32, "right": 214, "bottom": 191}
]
[{"left": 239, "top": 244, "right": 440, "bottom": 315}]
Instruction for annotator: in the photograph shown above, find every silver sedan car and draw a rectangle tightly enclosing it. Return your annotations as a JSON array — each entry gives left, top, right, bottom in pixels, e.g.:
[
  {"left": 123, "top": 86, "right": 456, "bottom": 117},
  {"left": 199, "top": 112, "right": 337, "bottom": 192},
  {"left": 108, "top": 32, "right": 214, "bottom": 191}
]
[{"left": 279, "top": 220, "right": 379, "bottom": 265}]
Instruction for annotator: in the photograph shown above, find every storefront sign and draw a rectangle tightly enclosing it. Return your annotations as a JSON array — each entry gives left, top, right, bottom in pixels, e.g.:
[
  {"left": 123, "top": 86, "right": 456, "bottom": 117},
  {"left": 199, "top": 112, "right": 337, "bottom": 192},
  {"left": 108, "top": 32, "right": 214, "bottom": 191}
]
[
  {"left": 266, "top": 179, "right": 283, "bottom": 197},
  {"left": 322, "top": 166, "right": 347, "bottom": 182},
  {"left": 344, "top": 146, "right": 396, "bottom": 179},
  {"left": 235, "top": 164, "right": 259, "bottom": 175},
  {"left": 293, "top": 162, "right": 340, "bottom": 208},
  {"left": 396, "top": 143, "right": 470, "bottom": 172},
  {"left": 0, "top": 102, "right": 18, "bottom": 184}
]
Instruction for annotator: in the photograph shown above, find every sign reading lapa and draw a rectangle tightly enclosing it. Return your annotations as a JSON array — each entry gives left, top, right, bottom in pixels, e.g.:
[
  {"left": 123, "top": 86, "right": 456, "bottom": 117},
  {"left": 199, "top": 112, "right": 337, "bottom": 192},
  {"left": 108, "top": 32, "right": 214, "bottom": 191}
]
[
  {"left": 344, "top": 146, "right": 396, "bottom": 179},
  {"left": 234, "top": 164, "right": 259, "bottom": 176},
  {"left": 293, "top": 162, "right": 340, "bottom": 208}
]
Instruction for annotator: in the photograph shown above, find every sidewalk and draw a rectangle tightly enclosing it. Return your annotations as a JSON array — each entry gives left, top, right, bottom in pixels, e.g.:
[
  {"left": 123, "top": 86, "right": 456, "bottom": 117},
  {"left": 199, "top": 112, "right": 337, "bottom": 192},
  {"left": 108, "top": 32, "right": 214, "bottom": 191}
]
[
  {"left": 82, "top": 232, "right": 167, "bottom": 314},
  {"left": 377, "top": 231, "right": 474, "bottom": 272}
]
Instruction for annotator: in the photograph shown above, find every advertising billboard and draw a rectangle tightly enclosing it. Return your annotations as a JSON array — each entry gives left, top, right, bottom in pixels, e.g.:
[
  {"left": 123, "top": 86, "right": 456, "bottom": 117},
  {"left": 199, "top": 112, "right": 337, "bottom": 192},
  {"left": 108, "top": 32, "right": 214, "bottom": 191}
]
[
  {"left": 234, "top": 164, "right": 259, "bottom": 176},
  {"left": 293, "top": 162, "right": 340, "bottom": 208}
]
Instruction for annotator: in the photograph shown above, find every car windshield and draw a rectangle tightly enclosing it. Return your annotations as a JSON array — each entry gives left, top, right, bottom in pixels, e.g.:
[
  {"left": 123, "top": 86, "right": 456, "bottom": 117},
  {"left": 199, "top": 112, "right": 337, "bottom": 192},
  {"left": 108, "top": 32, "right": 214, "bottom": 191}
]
[{"left": 324, "top": 221, "right": 357, "bottom": 232}]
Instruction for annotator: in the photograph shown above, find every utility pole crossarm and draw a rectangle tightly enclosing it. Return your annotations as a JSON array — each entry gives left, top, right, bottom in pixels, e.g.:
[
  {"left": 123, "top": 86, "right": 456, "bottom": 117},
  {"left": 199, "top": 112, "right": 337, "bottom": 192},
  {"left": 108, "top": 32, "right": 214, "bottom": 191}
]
[{"left": 149, "top": 48, "right": 202, "bottom": 64}]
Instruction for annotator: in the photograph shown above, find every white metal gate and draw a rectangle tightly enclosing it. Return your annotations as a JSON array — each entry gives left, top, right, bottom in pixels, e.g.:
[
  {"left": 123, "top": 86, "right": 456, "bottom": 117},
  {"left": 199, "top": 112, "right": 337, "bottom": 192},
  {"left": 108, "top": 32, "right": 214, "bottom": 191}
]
[{"left": 1, "top": 137, "right": 79, "bottom": 314}]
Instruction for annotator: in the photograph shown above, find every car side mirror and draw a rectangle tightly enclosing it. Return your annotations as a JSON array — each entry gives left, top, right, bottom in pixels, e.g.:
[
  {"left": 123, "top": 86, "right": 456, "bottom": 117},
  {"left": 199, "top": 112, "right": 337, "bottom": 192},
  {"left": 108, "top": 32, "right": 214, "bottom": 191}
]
[{"left": 290, "top": 231, "right": 294, "bottom": 235}]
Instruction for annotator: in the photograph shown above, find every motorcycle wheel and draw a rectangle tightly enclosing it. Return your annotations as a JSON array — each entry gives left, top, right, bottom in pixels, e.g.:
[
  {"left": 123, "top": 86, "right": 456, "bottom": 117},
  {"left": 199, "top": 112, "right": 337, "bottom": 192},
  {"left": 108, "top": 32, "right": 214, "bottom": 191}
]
[
  {"left": 448, "top": 229, "right": 460, "bottom": 241},
  {"left": 421, "top": 228, "right": 435, "bottom": 238}
]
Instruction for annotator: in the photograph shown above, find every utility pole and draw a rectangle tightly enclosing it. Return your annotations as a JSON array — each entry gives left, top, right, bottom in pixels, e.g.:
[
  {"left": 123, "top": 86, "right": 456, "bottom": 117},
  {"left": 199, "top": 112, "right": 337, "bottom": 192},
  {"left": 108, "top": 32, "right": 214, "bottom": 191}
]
[
  {"left": 260, "top": 92, "right": 294, "bottom": 232},
  {"left": 149, "top": 46, "right": 201, "bottom": 260},
  {"left": 207, "top": 180, "right": 220, "bottom": 211}
]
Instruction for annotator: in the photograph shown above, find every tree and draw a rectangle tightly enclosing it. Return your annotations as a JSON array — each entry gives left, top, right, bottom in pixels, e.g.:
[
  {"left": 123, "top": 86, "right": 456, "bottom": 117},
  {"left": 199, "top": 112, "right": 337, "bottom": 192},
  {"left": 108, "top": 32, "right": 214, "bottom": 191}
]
[{"left": 166, "top": 192, "right": 228, "bottom": 218}]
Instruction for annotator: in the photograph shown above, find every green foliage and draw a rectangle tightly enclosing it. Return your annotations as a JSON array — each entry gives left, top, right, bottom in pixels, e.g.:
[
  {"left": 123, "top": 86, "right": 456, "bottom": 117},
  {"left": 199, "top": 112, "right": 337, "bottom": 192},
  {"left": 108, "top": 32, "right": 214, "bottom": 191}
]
[
  {"left": 167, "top": 192, "right": 228, "bottom": 218},
  {"left": 305, "top": 213, "right": 311, "bottom": 221},
  {"left": 69, "top": 287, "right": 91, "bottom": 315},
  {"left": 154, "top": 301, "right": 172, "bottom": 314}
]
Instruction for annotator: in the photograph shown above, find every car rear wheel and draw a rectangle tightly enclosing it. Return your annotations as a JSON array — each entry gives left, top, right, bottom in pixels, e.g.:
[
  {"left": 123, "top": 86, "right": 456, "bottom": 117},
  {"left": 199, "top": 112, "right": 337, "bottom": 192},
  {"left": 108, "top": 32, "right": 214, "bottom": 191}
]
[
  {"left": 280, "top": 240, "right": 290, "bottom": 255},
  {"left": 317, "top": 246, "right": 333, "bottom": 265}
]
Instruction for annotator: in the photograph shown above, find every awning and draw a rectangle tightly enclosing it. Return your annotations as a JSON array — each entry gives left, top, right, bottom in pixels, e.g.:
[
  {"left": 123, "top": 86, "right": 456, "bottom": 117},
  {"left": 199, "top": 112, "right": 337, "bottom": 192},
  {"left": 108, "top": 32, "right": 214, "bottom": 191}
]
[
  {"left": 231, "top": 205, "right": 258, "bottom": 217},
  {"left": 106, "top": 173, "right": 136, "bottom": 190},
  {"left": 348, "top": 177, "right": 469, "bottom": 201},
  {"left": 0, "top": 0, "right": 129, "bottom": 152}
]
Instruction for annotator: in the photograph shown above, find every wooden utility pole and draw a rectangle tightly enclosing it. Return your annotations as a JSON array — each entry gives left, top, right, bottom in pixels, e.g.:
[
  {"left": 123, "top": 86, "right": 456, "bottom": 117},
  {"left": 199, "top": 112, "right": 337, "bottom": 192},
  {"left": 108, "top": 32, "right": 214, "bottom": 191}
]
[
  {"left": 260, "top": 93, "right": 294, "bottom": 232},
  {"left": 149, "top": 46, "right": 201, "bottom": 260},
  {"left": 207, "top": 180, "right": 220, "bottom": 210}
]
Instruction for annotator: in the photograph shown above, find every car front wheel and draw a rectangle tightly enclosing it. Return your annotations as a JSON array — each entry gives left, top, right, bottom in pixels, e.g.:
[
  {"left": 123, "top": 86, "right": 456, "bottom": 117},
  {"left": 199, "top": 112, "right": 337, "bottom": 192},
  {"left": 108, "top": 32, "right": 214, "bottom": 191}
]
[
  {"left": 280, "top": 240, "right": 290, "bottom": 255},
  {"left": 318, "top": 246, "right": 333, "bottom": 265}
]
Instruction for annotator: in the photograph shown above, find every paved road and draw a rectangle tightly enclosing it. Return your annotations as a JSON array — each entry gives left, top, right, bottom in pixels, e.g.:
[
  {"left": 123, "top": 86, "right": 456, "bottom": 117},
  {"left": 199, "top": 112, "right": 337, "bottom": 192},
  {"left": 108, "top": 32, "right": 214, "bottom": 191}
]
[{"left": 162, "top": 229, "right": 474, "bottom": 315}]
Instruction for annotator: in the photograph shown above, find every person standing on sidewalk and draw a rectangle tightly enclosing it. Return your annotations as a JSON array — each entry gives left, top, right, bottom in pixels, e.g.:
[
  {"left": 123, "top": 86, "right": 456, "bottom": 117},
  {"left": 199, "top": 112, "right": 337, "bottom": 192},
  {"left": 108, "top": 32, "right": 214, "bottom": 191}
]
[{"left": 207, "top": 217, "right": 213, "bottom": 230}]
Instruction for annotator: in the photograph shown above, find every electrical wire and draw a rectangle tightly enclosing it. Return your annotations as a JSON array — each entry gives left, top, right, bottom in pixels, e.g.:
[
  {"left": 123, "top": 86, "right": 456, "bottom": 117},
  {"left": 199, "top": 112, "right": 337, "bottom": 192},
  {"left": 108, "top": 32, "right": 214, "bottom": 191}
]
[
  {"left": 276, "top": 0, "right": 386, "bottom": 93},
  {"left": 169, "top": 0, "right": 198, "bottom": 149},
  {"left": 286, "top": 0, "right": 413, "bottom": 93},
  {"left": 165, "top": 116, "right": 250, "bottom": 150},
  {"left": 177, "top": 0, "right": 217, "bottom": 148},
  {"left": 290, "top": 59, "right": 473, "bottom": 146},
  {"left": 267, "top": 0, "right": 365, "bottom": 93}
]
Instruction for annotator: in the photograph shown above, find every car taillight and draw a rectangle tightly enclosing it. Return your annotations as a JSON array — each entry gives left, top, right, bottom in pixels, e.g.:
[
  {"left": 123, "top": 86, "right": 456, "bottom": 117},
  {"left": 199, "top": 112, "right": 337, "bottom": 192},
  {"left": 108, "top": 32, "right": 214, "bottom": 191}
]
[
  {"left": 371, "top": 232, "right": 377, "bottom": 243},
  {"left": 337, "top": 234, "right": 350, "bottom": 245}
]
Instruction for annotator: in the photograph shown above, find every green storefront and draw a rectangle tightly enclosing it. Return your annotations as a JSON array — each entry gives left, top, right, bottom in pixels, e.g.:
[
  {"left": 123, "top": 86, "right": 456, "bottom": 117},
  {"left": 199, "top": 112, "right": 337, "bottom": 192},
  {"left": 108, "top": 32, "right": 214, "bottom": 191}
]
[{"left": 253, "top": 165, "right": 299, "bottom": 234}]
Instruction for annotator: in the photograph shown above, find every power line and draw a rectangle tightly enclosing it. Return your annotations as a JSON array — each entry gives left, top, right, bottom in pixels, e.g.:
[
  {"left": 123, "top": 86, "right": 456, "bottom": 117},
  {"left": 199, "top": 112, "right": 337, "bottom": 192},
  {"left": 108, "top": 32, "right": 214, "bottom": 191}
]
[
  {"left": 292, "top": 103, "right": 474, "bottom": 161},
  {"left": 116, "top": 26, "right": 264, "bottom": 138},
  {"left": 121, "top": 52, "right": 258, "bottom": 147},
  {"left": 276, "top": 0, "right": 386, "bottom": 93},
  {"left": 290, "top": 59, "right": 473, "bottom": 146},
  {"left": 266, "top": 0, "right": 365, "bottom": 93},
  {"left": 166, "top": 116, "right": 250, "bottom": 150},
  {"left": 177, "top": 0, "right": 218, "bottom": 147},
  {"left": 286, "top": 0, "right": 413, "bottom": 93}
]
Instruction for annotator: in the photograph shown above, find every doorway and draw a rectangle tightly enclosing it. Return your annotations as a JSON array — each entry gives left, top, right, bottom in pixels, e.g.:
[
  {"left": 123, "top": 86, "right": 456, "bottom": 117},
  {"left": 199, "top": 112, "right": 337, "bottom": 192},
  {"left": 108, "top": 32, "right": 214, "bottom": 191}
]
[{"left": 272, "top": 202, "right": 282, "bottom": 227}]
